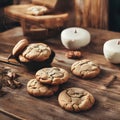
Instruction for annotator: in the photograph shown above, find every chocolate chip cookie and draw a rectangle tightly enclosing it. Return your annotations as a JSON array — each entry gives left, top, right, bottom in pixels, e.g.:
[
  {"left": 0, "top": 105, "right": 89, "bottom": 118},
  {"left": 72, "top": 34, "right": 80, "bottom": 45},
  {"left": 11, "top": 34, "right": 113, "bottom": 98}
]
[
  {"left": 27, "top": 79, "right": 59, "bottom": 97},
  {"left": 35, "top": 67, "right": 69, "bottom": 85},
  {"left": 71, "top": 59, "right": 100, "bottom": 79},
  {"left": 58, "top": 87, "right": 95, "bottom": 112},
  {"left": 22, "top": 43, "right": 51, "bottom": 62}
]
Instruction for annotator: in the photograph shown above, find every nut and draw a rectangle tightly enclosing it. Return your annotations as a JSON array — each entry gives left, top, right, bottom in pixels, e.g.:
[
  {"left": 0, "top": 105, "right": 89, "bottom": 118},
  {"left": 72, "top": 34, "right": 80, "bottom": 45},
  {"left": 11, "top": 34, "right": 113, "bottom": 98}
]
[{"left": 65, "top": 51, "right": 82, "bottom": 59}]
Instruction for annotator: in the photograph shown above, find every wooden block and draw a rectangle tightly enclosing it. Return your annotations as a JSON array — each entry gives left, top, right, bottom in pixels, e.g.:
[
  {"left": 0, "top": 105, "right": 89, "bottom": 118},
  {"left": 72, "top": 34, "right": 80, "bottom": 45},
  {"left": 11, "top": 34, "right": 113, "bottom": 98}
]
[
  {"left": 21, "top": 20, "right": 62, "bottom": 40},
  {"left": 4, "top": 4, "right": 69, "bottom": 29}
]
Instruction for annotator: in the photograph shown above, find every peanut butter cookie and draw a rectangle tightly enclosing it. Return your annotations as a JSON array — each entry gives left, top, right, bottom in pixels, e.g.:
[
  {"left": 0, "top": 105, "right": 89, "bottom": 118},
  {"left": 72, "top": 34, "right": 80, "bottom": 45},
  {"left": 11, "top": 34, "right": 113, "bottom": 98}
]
[
  {"left": 12, "top": 39, "right": 29, "bottom": 56},
  {"left": 22, "top": 43, "right": 51, "bottom": 62},
  {"left": 35, "top": 67, "right": 69, "bottom": 85},
  {"left": 71, "top": 59, "right": 100, "bottom": 79},
  {"left": 19, "top": 50, "right": 55, "bottom": 71},
  {"left": 27, "top": 79, "right": 59, "bottom": 97},
  {"left": 58, "top": 87, "right": 95, "bottom": 112}
]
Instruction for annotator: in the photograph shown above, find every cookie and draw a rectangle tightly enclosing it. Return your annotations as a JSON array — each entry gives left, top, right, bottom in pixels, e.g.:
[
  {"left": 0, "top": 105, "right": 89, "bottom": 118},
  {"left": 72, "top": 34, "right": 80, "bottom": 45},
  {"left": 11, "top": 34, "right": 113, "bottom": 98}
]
[
  {"left": 27, "top": 79, "right": 59, "bottom": 97},
  {"left": 58, "top": 87, "right": 95, "bottom": 112},
  {"left": 35, "top": 67, "right": 69, "bottom": 85},
  {"left": 71, "top": 59, "right": 100, "bottom": 79},
  {"left": 22, "top": 43, "right": 51, "bottom": 62},
  {"left": 12, "top": 39, "right": 29, "bottom": 56},
  {"left": 19, "top": 54, "right": 30, "bottom": 63},
  {"left": 26, "top": 5, "right": 49, "bottom": 16},
  {"left": 18, "top": 50, "right": 55, "bottom": 71}
]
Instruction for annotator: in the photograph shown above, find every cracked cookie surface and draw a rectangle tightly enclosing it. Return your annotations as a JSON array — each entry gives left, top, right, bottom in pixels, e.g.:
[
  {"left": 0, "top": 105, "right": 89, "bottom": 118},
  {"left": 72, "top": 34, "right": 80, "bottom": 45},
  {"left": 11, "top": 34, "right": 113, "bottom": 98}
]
[
  {"left": 35, "top": 67, "right": 69, "bottom": 85},
  {"left": 71, "top": 59, "right": 100, "bottom": 79},
  {"left": 58, "top": 87, "right": 95, "bottom": 112},
  {"left": 22, "top": 43, "right": 51, "bottom": 62},
  {"left": 27, "top": 79, "right": 59, "bottom": 97}
]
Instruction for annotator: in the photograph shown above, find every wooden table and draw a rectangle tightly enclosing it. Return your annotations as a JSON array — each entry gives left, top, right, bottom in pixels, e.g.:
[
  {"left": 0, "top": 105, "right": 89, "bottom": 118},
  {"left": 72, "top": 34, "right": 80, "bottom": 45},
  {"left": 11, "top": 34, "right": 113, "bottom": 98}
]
[{"left": 0, "top": 27, "right": 120, "bottom": 120}]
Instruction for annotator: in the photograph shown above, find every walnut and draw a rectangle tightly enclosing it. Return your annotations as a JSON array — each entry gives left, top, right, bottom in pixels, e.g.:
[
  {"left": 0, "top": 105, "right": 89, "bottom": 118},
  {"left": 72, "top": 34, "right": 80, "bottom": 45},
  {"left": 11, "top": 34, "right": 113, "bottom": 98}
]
[{"left": 65, "top": 51, "right": 82, "bottom": 59}]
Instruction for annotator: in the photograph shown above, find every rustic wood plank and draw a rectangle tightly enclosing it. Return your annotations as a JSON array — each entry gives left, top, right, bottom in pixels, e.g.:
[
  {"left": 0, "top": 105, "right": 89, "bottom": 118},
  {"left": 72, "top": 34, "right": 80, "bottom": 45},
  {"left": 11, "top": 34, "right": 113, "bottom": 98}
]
[
  {"left": 0, "top": 109, "right": 24, "bottom": 120},
  {"left": 0, "top": 60, "right": 120, "bottom": 120},
  {"left": 0, "top": 112, "right": 17, "bottom": 120},
  {"left": 0, "top": 51, "right": 120, "bottom": 120},
  {"left": 0, "top": 27, "right": 120, "bottom": 120}
]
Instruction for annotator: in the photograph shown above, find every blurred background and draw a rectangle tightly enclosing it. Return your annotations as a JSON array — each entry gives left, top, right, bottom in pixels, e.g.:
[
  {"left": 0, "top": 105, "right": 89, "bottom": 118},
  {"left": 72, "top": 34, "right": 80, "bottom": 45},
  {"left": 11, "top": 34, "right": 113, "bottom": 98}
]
[{"left": 0, "top": 0, "right": 120, "bottom": 32}]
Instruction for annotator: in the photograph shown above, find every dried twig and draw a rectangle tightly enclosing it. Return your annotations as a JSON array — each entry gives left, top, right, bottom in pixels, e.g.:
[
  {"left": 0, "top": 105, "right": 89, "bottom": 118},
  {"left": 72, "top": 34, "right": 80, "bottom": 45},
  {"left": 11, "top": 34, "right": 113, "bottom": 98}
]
[{"left": 104, "top": 75, "right": 117, "bottom": 88}]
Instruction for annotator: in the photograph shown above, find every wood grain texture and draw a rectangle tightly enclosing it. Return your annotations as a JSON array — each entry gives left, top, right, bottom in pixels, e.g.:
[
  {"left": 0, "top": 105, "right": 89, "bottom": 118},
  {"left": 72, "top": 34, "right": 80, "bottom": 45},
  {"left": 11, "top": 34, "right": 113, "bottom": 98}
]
[
  {"left": 75, "top": 0, "right": 108, "bottom": 29},
  {"left": 0, "top": 27, "right": 120, "bottom": 120},
  {"left": 4, "top": 4, "right": 69, "bottom": 29},
  {"left": 5, "top": 0, "right": 108, "bottom": 29}
]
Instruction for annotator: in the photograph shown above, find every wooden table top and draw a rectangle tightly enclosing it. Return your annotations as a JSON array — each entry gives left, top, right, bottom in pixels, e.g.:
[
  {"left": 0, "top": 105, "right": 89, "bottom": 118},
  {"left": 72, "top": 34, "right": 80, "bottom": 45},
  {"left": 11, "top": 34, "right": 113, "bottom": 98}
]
[{"left": 0, "top": 27, "right": 120, "bottom": 120}]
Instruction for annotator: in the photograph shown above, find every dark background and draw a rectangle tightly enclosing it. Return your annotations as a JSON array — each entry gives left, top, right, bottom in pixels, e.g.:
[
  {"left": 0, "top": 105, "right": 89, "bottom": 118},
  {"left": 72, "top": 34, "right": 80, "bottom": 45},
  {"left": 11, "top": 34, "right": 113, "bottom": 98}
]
[
  {"left": 0, "top": 0, "right": 18, "bottom": 32},
  {"left": 109, "top": 0, "right": 120, "bottom": 31},
  {"left": 0, "top": 0, "right": 13, "bottom": 7}
]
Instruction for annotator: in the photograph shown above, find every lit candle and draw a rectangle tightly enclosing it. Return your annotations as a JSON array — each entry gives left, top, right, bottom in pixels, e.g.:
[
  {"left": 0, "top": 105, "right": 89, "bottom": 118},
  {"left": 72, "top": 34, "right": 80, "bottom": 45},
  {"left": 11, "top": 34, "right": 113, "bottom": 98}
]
[
  {"left": 61, "top": 27, "right": 91, "bottom": 49},
  {"left": 103, "top": 39, "right": 120, "bottom": 64}
]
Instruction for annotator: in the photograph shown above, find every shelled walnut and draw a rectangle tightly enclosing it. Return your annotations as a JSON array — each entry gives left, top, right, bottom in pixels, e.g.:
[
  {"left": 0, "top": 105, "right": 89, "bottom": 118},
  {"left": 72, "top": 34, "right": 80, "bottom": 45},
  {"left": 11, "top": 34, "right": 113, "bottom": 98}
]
[{"left": 65, "top": 51, "right": 82, "bottom": 59}]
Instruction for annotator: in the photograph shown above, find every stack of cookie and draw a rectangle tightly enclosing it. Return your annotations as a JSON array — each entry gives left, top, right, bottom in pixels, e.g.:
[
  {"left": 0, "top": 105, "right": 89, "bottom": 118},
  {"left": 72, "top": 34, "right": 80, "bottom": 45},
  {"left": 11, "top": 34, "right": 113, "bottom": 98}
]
[
  {"left": 27, "top": 67, "right": 70, "bottom": 97},
  {"left": 9, "top": 39, "right": 55, "bottom": 71}
]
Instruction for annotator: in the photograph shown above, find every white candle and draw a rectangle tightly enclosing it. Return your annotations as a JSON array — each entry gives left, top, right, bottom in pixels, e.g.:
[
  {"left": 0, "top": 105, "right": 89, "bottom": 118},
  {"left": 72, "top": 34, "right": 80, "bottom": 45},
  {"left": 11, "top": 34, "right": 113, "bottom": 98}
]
[
  {"left": 103, "top": 39, "right": 120, "bottom": 64},
  {"left": 61, "top": 27, "right": 91, "bottom": 49}
]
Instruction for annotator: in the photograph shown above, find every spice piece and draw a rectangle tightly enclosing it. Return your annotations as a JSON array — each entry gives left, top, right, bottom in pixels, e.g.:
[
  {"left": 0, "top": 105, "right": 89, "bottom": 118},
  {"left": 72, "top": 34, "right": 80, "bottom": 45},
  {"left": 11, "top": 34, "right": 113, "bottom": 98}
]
[{"left": 0, "top": 67, "right": 22, "bottom": 89}]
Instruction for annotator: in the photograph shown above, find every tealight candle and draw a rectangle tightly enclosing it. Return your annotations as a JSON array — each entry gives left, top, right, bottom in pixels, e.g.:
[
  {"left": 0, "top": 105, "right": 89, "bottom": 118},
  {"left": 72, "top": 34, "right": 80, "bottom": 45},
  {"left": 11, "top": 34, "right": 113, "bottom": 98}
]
[
  {"left": 103, "top": 39, "right": 120, "bottom": 64},
  {"left": 61, "top": 27, "right": 91, "bottom": 49}
]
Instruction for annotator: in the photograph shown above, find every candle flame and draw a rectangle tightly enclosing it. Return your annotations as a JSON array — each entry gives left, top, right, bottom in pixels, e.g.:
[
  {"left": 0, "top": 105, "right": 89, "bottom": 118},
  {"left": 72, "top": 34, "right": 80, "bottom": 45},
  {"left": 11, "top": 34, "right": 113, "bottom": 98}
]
[{"left": 74, "top": 29, "right": 77, "bottom": 33}]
